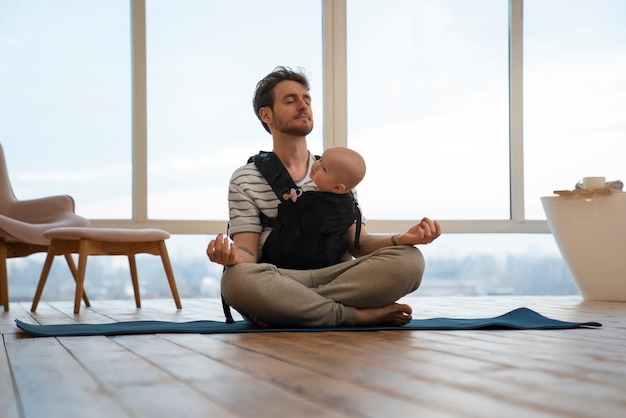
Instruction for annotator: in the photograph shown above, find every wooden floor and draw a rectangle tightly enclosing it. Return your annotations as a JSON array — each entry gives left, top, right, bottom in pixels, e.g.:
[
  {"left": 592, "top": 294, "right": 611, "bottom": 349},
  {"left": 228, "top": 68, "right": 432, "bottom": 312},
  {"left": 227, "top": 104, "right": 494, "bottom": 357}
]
[{"left": 1, "top": 296, "right": 625, "bottom": 418}]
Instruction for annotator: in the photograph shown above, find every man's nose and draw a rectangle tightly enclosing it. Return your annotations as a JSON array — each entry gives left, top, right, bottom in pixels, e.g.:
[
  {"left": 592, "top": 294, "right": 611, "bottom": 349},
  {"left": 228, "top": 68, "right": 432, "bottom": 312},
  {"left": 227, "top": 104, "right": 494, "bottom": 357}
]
[{"left": 296, "top": 97, "right": 309, "bottom": 109}]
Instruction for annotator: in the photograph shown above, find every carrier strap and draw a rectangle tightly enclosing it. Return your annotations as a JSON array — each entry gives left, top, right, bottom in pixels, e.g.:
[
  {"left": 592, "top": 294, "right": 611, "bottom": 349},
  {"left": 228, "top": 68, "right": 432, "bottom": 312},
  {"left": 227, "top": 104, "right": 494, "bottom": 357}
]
[
  {"left": 249, "top": 151, "right": 299, "bottom": 202},
  {"left": 221, "top": 293, "right": 235, "bottom": 324}
]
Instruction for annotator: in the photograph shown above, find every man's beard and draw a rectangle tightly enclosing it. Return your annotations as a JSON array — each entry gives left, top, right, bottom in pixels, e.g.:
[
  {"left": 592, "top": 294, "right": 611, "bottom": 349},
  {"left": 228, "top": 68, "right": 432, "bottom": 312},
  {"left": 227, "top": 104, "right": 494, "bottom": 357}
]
[{"left": 273, "top": 112, "right": 314, "bottom": 136}]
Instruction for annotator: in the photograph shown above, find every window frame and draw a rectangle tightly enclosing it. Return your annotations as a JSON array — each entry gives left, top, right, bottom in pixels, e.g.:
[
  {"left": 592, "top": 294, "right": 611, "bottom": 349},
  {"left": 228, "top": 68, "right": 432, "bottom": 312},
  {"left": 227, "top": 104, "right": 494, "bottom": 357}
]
[{"left": 91, "top": 0, "right": 545, "bottom": 235}]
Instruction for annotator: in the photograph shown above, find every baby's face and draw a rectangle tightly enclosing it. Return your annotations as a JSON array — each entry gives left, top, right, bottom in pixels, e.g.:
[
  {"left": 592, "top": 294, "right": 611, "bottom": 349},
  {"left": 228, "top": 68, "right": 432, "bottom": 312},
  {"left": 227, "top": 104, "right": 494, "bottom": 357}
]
[{"left": 309, "top": 157, "right": 337, "bottom": 192}]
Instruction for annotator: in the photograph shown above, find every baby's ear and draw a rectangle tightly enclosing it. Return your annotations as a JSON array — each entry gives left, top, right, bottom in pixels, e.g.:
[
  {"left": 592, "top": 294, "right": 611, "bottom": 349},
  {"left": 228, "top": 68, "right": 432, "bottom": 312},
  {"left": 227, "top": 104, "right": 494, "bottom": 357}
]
[{"left": 334, "top": 184, "right": 347, "bottom": 193}]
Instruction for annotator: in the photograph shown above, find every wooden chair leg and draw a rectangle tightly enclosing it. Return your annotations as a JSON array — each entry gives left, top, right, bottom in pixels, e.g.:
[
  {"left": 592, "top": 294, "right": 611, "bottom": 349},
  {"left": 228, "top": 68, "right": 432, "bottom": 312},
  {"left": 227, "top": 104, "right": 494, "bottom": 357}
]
[
  {"left": 128, "top": 254, "right": 141, "bottom": 308},
  {"left": 73, "top": 240, "right": 89, "bottom": 314},
  {"left": 31, "top": 250, "right": 58, "bottom": 312},
  {"left": 64, "top": 254, "right": 90, "bottom": 307},
  {"left": 157, "top": 240, "right": 182, "bottom": 309},
  {"left": 0, "top": 239, "right": 8, "bottom": 311}
]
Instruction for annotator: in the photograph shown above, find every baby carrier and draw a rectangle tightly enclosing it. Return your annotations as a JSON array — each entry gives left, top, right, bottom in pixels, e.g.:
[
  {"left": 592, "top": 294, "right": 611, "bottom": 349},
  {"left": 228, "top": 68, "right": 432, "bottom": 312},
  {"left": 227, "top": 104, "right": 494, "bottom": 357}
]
[
  {"left": 252, "top": 151, "right": 361, "bottom": 269},
  {"left": 221, "top": 151, "right": 362, "bottom": 322}
]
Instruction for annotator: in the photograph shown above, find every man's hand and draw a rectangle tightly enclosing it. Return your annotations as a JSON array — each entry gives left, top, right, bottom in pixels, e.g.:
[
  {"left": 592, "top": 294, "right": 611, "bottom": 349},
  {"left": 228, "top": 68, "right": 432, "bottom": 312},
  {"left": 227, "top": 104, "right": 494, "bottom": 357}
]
[
  {"left": 206, "top": 233, "right": 238, "bottom": 266},
  {"left": 206, "top": 232, "right": 259, "bottom": 266},
  {"left": 397, "top": 217, "right": 442, "bottom": 245}
]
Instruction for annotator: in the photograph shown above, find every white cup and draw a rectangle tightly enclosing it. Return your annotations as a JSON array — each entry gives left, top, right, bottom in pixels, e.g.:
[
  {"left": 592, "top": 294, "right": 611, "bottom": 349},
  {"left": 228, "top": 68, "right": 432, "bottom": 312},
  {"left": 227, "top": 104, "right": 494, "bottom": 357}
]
[{"left": 582, "top": 176, "right": 606, "bottom": 190}]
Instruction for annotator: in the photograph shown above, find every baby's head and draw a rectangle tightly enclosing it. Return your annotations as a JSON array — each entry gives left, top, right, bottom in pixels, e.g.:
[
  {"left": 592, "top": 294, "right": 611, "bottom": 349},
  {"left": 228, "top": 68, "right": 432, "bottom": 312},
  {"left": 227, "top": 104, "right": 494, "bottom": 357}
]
[{"left": 309, "top": 147, "right": 366, "bottom": 194}]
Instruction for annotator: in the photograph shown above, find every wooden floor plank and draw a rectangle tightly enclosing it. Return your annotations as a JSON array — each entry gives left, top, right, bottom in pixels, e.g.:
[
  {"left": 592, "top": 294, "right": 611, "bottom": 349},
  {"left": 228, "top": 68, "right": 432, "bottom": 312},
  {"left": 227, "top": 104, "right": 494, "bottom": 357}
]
[
  {"left": 209, "top": 332, "right": 559, "bottom": 417},
  {"left": 1, "top": 301, "right": 36, "bottom": 334},
  {"left": 304, "top": 330, "right": 625, "bottom": 417},
  {"left": 4, "top": 333, "right": 130, "bottom": 418},
  {"left": 58, "top": 336, "right": 238, "bottom": 418},
  {"left": 112, "top": 333, "right": 349, "bottom": 417},
  {"left": 162, "top": 333, "right": 454, "bottom": 417},
  {"left": 0, "top": 335, "right": 21, "bottom": 418}
]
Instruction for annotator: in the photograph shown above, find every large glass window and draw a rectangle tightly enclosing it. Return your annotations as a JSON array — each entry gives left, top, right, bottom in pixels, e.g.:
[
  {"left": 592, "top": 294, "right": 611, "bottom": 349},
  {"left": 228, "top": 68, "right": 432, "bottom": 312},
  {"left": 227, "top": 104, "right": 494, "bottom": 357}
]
[
  {"left": 524, "top": 0, "right": 626, "bottom": 218},
  {"left": 145, "top": 0, "right": 324, "bottom": 220},
  {"left": 7, "top": 234, "right": 224, "bottom": 302},
  {"left": 346, "top": 0, "right": 510, "bottom": 220},
  {"left": 420, "top": 233, "right": 577, "bottom": 296},
  {"left": 0, "top": 0, "right": 132, "bottom": 219},
  {"left": 7, "top": 1, "right": 618, "bottom": 302},
  {"left": 7, "top": 232, "right": 576, "bottom": 302}
]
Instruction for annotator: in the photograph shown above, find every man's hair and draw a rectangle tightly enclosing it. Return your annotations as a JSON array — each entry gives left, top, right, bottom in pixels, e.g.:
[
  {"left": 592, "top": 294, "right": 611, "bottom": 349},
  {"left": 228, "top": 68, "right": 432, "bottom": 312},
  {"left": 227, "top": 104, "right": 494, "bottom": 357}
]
[{"left": 253, "top": 66, "right": 310, "bottom": 133}]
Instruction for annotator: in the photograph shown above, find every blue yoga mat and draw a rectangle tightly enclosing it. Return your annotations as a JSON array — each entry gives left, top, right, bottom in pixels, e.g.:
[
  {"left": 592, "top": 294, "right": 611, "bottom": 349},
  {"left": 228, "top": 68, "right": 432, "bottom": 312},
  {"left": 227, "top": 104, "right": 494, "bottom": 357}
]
[{"left": 15, "top": 307, "right": 601, "bottom": 337}]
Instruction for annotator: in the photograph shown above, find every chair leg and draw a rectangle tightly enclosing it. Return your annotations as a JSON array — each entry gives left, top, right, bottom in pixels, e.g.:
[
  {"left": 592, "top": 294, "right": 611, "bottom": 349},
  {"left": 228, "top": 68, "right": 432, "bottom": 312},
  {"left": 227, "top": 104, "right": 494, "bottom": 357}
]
[
  {"left": 64, "top": 254, "right": 90, "bottom": 307},
  {"left": 73, "top": 240, "right": 89, "bottom": 314},
  {"left": 0, "top": 239, "right": 8, "bottom": 311},
  {"left": 157, "top": 240, "right": 182, "bottom": 309},
  {"left": 128, "top": 255, "right": 141, "bottom": 308},
  {"left": 31, "top": 250, "right": 57, "bottom": 312}
]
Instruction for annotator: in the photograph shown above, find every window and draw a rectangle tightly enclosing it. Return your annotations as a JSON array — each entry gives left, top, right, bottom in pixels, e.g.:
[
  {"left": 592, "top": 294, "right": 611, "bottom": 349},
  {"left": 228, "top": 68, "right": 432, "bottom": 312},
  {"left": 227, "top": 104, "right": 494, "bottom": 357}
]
[
  {"left": 420, "top": 233, "right": 576, "bottom": 296},
  {"left": 0, "top": 0, "right": 132, "bottom": 219},
  {"left": 6, "top": 1, "right": 623, "bottom": 300},
  {"left": 145, "top": 0, "right": 324, "bottom": 219},
  {"left": 346, "top": 0, "right": 510, "bottom": 220},
  {"left": 524, "top": 0, "right": 626, "bottom": 218}
]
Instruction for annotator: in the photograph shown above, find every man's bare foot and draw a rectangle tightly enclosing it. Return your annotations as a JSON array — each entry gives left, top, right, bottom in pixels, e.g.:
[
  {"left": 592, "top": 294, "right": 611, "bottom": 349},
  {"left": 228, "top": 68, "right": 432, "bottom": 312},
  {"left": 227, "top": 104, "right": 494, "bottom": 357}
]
[
  {"left": 250, "top": 316, "right": 270, "bottom": 328},
  {"left": 354, "top": 303, "right": 413, "bottom": 326}
]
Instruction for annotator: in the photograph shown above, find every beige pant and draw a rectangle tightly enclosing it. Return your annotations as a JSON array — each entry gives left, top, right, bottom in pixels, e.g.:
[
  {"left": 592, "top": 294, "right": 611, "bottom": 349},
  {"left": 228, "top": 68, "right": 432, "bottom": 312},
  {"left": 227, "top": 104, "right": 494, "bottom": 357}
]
[{"left": 221, "top": 245, "right": 425, "bottom": 327}]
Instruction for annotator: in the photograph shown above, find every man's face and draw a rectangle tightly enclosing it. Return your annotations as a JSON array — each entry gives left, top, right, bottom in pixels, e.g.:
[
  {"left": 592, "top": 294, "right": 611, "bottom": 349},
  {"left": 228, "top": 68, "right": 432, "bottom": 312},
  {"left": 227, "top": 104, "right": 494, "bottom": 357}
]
[{"left": 265, "top": 80, "right": 313, "bottom": 136}]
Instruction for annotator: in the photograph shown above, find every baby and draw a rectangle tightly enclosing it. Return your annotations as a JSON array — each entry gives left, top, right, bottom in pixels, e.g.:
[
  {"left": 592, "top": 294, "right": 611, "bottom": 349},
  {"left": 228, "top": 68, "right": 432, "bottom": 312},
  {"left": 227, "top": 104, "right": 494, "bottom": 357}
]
[{"left": 309, "top": 147, "right": 366, "bottom": 194}]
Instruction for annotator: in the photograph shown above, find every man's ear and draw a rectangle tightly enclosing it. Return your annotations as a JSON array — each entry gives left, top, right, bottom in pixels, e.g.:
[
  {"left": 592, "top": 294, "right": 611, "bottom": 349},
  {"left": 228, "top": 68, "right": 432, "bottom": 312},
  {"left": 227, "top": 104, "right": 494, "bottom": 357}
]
[{"left": 259, "top": 107, "right": 272, "bottom": 127}]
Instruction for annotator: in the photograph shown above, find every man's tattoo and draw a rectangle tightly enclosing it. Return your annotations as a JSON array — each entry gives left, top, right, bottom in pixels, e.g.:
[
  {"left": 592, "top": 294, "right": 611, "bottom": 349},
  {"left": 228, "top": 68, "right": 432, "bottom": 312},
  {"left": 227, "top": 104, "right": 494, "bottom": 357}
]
[{"left": 237, "top": 246, "right": 255, "bottom": 257}]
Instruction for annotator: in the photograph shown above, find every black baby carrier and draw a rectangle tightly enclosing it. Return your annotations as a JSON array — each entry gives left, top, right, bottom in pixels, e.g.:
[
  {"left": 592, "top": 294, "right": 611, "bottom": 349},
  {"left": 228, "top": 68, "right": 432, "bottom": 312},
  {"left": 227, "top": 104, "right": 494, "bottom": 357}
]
[
  {"left": 221, "top": 151, "right": 361, "bottom": 322},
  {"left": 252, "top": 151, "right": 361, "bottom": 269}
]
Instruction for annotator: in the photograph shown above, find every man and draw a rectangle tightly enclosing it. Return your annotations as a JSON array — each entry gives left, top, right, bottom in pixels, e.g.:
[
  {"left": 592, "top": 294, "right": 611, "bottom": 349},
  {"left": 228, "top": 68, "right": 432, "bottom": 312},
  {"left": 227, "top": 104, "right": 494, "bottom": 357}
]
[{"left": 206, "top": 66, "right": 441, "bottom": 327}]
